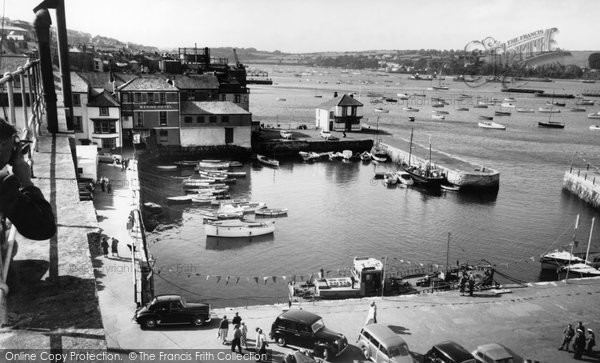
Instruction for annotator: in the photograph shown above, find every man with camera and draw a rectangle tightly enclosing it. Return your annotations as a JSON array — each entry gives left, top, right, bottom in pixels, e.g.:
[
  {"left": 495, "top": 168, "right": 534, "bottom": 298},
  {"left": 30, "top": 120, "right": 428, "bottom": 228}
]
[{"left": 0, "top": 117, "right": 56, "bottom": 248}]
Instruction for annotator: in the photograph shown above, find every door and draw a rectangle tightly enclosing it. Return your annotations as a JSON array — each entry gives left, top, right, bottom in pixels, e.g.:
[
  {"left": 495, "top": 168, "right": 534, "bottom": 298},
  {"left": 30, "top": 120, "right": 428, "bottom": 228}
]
[{"left": 225, "top": 128, "right": 234, "bottom": 144}]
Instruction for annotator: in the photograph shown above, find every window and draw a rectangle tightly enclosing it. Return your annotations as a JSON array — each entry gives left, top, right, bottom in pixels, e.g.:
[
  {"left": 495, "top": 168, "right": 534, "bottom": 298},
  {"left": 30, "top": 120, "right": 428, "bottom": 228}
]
[
  {"left": 99, "top": 107, "right": 109, "bottom": 116},
  {"left": 73, "top": 94, "right": 81, "bottom": 107},
  {"left": 159, "top": 92, "right": 166, "bottom": 104},
  {"left": 209, "top": 116, "right": 217, "bottom": 123},
  {"left": 159, "top": 130, "right": 169, "bottom": 142},
  {"left": 222, "top": 116, "right": 229, "bottom": 123},
  {"left": 329, "top": 111, "right": 334, "bottom": 119},
  {"left": 101, "top": 138, "right": 116, "bottom": 149},
  {"left": 73, "top": 116, "right": 83, "bottom": 132},
  {"left": 134, "top": 93, "right": 142, "bottom": 103},
  {"left": 94, "top": 120, "right": 116, "bottom": 134},
  {"left": 234, "top": 94, "right": 241, "bottom": 103},
  {"left": 196, "top": 116, "right": 204, "bottom": 123},
  {"left": 351, "top": 106, "right": 357, "bottom": 116},
  {"left": 122, "top": 93, "right": 130, "bottom": 103},
  {"left": 219, "top": 94, "right": 226, "bottom": 101},
  {"left": 135, "top": 112, "right": 144, "bottom": 127},
  {"left": 147, "top": 93, "right": 154, "bottom": 104},
  {"left": 159, "top": 111, "right": 167, "bottom": 126},
  {"left": 184, "top": 116, "right": 192, "bottom": 124}
]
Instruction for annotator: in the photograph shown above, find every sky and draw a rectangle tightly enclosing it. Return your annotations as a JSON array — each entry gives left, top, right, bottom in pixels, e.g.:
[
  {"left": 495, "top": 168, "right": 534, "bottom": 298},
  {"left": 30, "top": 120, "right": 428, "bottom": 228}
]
[{"left": 5, "top": 0, "right": 600, "bottom": 53}]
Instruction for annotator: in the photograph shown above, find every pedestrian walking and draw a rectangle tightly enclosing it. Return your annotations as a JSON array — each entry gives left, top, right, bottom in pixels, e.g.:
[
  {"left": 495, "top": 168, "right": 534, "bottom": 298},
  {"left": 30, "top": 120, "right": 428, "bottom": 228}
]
[
  {"left": 240, "top": 322, "right": 248, "bottom": 349},
  {"left": 232, "top": 311, "right": 242, "bottom": 326},
  {"left": 111, "top": 237, "right": 119, "bottom": 257},
  {"left": 459, "top": 273, "right": 467, "bottom": 296},
  {"left": 468, "top": 273, "right": 475, "bottom": 296},
  {"left": 121, "top": 159, "right": 126, "bottom": 171},
  {"left": 365, "top": 301, "right": 377, "bottom": 325},
  {"left": 231, "top": 324, "right": 242, "bottom": 354},
  {"left": 574, "top": 329, "right": 586, "bottom": 359},
  {"left": 559, "top": 324, "right": 575, "bottom": 351},
  {"left": 587, "top": 329, "right": 596, "bottom": 355},
  {"left": 100, "top": 177, "right": 106, "bottom": 192},
  {"left": 255, "top": 328, "right": 268, "bottom": 362},
  {"left": 218, "top": 316, "right": 229, "bottom": 344},
  {"left": 106, "top": 180, "right": 112, "bottom": 194},
  {"left": 100, "top": 237, "right": 109, "bottom": 258}
]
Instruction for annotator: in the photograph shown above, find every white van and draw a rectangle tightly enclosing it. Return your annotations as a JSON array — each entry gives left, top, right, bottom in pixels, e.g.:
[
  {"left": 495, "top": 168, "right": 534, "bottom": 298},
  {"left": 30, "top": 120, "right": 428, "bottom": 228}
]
[{"left": 357, "top": 324, "right": 416, "bottom": 363}]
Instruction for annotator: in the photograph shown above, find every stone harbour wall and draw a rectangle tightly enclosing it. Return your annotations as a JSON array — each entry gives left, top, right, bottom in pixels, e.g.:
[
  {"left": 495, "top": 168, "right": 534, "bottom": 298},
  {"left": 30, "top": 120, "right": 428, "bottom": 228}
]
[
  {"left": 381, "top": 142, "right": 500, "bottom": 190},
  {"left": 563, "top": 170, "right": 600, "bottom": 209}
]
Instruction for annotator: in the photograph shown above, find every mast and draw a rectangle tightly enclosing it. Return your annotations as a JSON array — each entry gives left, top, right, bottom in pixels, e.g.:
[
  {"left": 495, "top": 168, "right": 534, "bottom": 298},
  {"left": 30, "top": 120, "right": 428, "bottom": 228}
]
[
  {"left": 446, "top": 232, "right": 451, "bottom": 276},
  {"left": 428, "top": 135, "right": 432, "bottom": 169},
  {"left": 585, "top": 218, "right": 595, "bottom": 263},
  {"left": 565, "top": 214, "right": 580, "bottom": 283},
  {"left": 407, "top": 127, "right": 414, "bottom": 167}
]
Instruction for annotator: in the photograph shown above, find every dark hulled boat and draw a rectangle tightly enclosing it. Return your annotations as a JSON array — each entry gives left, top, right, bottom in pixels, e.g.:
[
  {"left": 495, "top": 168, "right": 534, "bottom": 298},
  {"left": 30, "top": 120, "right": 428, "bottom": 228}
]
[{"left": 401, "top": 128, "right": 446, "bottom": 188}]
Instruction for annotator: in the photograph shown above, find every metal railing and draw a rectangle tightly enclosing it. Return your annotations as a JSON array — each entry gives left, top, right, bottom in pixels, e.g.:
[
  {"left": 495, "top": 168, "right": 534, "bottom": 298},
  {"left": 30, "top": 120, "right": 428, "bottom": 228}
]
[{"left": 0, "top": 58, "right": 44, "bottom": 325}]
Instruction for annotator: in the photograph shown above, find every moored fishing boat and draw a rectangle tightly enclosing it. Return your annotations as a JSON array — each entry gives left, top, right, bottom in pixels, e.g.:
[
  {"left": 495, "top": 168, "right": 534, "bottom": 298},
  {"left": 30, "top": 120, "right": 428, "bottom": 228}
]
[
  {"left": 590, "top": 125, "right": 600, "bottom": 130},
  {"left": 431, "top": 114, "right": 445, "bottom": 120},
  {"left": 359, "top": 151, "right": 372, "bottom": 161},
  {"left": 299, "top": 151, "right": 321, "bottom": 162},
  {"left": 538, "top": 120, "right": 565, "bottom": 128},
  {"left": 494, "top": 111, "right": 511, "bottom": 116},
  {"left": 478, "top": 121, "right": 506, "bottom": 130},
  {"left": 441, "top": 183, "right": 460, "bottom": 192},
  {"left": 402, "top": 106, "right": 419, "bottom": 112},
  {"left": 156, "top": 165, "right": 177, "bottom": 171},
  {"left": 516, "top": 108, "right": 535, "bottom": 113},
  {"left": 374, "top": 107, "right": 389, "bottom": 113},
  {"left": 538, "top": 107, "right": 560, "bottom": 113},
  {"left": 204, "top": 220, "right": 276, "bottom": 237},
  {"left": 395, "top": 170, "right": 414, "bottom": 185},
  {"left": 166, "top": 195, "right": 193, "bottom": 205},
  {"left": 588, "top": 111, "right": 600, "bottom": 119},
  {"left": 400, "top": 128, "right": 446, "bottom": 188},
  {"left": 257, "top": 154, "right": 279, "bottom": 167},
  {"left": 576, "top": 99, "right": 594, "bottom": 106},
  {"left": 479, "top": 115, "right": 493, "bottom": 121},
  {"left": 280, "top": 130, "right": 293, "bottom": 139},
  {"left": 456, "top": 107, "right": 469, "bottom": 111},
  {"left": 255, "top": 208, "right": 289, "bottom": 217}
]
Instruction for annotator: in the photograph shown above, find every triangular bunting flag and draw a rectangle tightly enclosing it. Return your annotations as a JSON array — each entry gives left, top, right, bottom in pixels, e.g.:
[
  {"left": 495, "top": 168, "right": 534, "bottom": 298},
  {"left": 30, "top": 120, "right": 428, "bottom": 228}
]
[
  {"left": 263, "top": 276, "right": 269, "bottom": 285},
  {"left": 272, "top": 276, "right": 277, "bottom": 283},
  {"left": 236, "top": 277, "right": 240, "bottom": 284},
  {"left": 216, "top": 276, "right": 221, "bottom": 283},
  {"left": 206, "top": 275, "right": 211, "bottom": 280},
  {"left": 225, "top": 276, "right": 230, "bottom": 285},
  {"left": 195, "top": 273, "right": 201, "bottom": 277},
  {"left": 282, "top": 276, "right": 287, "bottom": 281},
  {"left": 254, "top": 277, "right": 259, "bottom": 284}
]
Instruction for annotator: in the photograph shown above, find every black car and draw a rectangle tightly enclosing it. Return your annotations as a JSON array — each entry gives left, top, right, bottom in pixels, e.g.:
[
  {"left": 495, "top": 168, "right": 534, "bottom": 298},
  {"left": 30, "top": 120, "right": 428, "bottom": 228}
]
[
  {"left": 133, "top": 294, "right": 211, "bottom": 329},
  {"left": 270, "top": 309, "right": 348, "bottom": 359},
  {"left": 423, "top": 341, "right": 476, "bottom": 363}
]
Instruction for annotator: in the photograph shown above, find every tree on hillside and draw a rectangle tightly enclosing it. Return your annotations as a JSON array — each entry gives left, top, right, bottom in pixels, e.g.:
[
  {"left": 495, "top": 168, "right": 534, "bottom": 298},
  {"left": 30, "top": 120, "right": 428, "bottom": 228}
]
[{"left": 589, "top": 53, "right": 600, "bottom": 69}]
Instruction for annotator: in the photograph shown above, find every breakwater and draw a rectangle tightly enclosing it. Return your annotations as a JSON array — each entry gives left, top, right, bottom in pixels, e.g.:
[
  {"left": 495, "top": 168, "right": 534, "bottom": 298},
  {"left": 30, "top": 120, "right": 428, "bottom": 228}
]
[
  {"left": 254, "top": 139, "right": 374, "bottom": 156},
  {"left": 380, "top": 142, "right": 500, "bottom": 190},
  {"left": 563, "top": 169, "right": 600, "bottom": 209}
]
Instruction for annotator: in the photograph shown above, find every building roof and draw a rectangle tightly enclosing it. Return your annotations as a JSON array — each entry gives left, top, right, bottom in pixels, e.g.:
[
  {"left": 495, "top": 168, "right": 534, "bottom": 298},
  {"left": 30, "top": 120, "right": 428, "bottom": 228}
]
[
  {"left": 119, "top": 75, "right": 178, "bottom": 92},
  {"left": 316, "top": 94, "right": 363, "bottom": 109},
  {"left": 88, "top": 89, "right": 120, "bottom": 107},
  {"left": 167, "top": 74, "right": 220, "bottom": 90},
  {"left": 70, "top": 72, "right": 89, "bottom": 93},
  {"left": 180, "top": 101, "right": 251, "bottom": 115}
]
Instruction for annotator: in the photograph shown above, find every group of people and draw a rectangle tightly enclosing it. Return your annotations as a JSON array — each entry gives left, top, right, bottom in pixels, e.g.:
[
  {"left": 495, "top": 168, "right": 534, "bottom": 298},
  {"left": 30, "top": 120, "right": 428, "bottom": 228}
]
[
  {"left": 98, "top": 177, "right": 112, "bottom": 194},
  {"left": 114, "top": 156, "right": 131, "bottom": 171},
  {"left": 559, "top": 321, "right": 595, "bottom": 359},
  {"left": 217, "top": 312, "right": 269, "bottom": 361},
  {"left": 100, "top": 236, "right": 119, "bottom": 258}
]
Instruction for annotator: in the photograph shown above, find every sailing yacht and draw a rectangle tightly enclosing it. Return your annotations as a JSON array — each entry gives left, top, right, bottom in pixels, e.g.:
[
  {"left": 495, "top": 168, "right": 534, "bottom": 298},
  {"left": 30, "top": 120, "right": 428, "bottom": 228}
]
[{"left": 540, "top": 215, "right": 585, "bottom": 270}]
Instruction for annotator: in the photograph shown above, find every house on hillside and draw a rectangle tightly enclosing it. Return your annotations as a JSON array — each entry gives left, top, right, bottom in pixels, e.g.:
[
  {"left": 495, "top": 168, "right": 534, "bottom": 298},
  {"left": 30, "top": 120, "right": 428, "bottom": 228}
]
[
  {"left": 179, "top": 101, "right": 251, "bottom": 149},
  {"left": 315, "top": 92, "right": 363, "bottom": 132}
]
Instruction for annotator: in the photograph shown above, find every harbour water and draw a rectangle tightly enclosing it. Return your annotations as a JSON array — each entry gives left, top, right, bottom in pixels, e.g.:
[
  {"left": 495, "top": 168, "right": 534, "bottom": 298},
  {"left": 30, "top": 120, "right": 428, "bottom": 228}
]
[{"left": 141, "top": 66, "right": 600, "bottom": 308}]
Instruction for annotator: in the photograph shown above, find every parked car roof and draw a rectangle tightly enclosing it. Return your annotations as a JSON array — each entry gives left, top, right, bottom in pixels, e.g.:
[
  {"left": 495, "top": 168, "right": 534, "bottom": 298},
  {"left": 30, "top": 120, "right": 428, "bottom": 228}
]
[
  {"left": 432, "top": 341, "right": 475, "bottom": 361},
  {"left": 362, "top": 324, "right": 407, "bottom": 347},
  {"left": 279, "top": 309, "right": 321, "bottom": 325},
  {"left": 473, "top": 343, "right": 523, "bottom": 362},
  {"left": 153, "top": 294, "right": 183, "bottom": 302}
]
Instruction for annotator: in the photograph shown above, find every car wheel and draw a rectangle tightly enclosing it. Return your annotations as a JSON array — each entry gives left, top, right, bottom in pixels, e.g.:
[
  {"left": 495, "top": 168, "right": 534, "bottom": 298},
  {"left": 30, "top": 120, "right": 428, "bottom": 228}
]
[
  {"left": 141, "top": 318, "right": 157, "bottom": 330},
  {"left": 362, "top": 347, "right": 371, "bottom": 360},
  {"left": 191, "top": 317, "right": 204, "bottom": 327},
  {"left": 323, "top": 349, "right": 331, "bottom": 361},
  {"left": 275, "top": 335, "right": 287, "bottom": 347}
]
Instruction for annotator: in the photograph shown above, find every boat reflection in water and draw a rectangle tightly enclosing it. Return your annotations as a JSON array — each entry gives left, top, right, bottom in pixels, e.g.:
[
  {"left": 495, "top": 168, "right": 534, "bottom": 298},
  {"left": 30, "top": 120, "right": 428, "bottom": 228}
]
[{"left": 205, "top": 234, "right": 275, "bottom": 251}]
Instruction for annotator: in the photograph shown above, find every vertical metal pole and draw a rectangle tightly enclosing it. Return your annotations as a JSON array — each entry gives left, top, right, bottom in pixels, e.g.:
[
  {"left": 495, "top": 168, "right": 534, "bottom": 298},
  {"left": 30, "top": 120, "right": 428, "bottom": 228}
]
[
  {"left": 34, "top": 8, "right": 58, "bottom": 133},
  {"left": 381, "top": 256, "right": 387, "bottom": 298},
  {"left": 5, "top": 73, "right": 16, "bottom": 126},
  {"left": 54, "top": 0, "right": 73, "bottom": 130},
  {"left": 446, "top": 232, "right": 451, "bottom": 276},
  {"left": 19, "top": 70, "right": 28, "bottom": 130}
]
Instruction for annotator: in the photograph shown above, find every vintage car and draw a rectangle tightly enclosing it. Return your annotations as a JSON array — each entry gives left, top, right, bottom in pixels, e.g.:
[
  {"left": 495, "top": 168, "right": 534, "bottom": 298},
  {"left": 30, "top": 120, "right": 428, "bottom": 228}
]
[
  {"left": 97, "top": 152, "right": 122, "bottom": 163},
  {"left": 133, "top": 294, "right": 211, "bottom": 329},
  {"left": 270, "top": 309, "right": 348, "bottom": 359},
  {"left": 471, "top": 343, "right": 523, "bottom": 363},
  {"left": 423, "top": 341, "right": 476, "bottom": 363},
  {"left": 357, "top": 324, "right": 416, "bottom": 363}
]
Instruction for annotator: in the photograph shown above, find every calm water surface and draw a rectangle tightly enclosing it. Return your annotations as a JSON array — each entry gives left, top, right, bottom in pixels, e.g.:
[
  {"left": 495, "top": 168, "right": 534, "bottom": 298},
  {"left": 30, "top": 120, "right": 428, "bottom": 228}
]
[{"left": 141, "top": 66, "right": 600, "bottom": 307}]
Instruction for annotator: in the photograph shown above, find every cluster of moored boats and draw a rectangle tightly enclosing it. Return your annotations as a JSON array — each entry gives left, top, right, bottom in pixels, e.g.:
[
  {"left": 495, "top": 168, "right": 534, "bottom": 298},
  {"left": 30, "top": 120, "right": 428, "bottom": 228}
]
[
  {"left": 154, "top": 160, "right": 289, "bottom": 238},
  {"left": 367, "top": 91, "right": 600, "bottom": 130}
]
